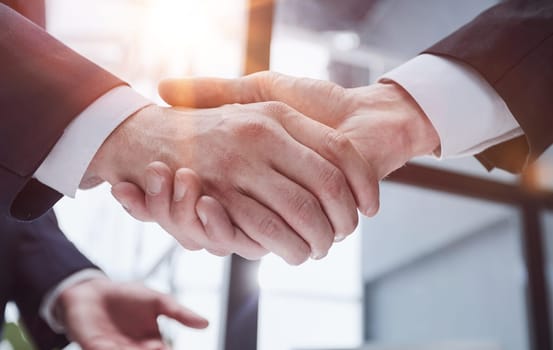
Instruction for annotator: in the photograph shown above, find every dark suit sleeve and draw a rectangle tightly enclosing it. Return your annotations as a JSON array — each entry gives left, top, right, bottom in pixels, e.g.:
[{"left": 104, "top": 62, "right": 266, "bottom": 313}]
[
  {"left": 0, "top": 3, "right": 124, "bottom": 220},
  {"left": 423, "top": 0, "right": 553, "bottom": 173},
  {"left": 10, "top": 210, "right": 99, "bottom": 350}
]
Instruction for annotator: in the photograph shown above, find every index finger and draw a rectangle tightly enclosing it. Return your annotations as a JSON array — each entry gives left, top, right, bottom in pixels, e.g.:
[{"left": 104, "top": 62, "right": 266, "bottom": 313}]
[{"left": 157, "top": 295, "right": 209, "bottom": 329}]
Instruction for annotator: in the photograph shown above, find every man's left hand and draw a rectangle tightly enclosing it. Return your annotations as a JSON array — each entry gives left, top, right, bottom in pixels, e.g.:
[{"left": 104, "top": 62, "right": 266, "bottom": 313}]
[{"left": 57, "top": 277, "right": 209, "bottom": 350}]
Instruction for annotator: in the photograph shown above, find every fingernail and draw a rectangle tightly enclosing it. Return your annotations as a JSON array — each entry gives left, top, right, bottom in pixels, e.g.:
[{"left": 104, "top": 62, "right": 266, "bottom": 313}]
[
  {"left": 173, "top": 181, "right": 188, "bottom": 202},
  {"left": 146, "top": 171, "right": 163, "bottom": 195},
  {"left": 311, "top": 251, "right": 327, "bottom": 260},
  {"left": 363, "top": 206, "right": 374, "bottom": 217},
  {"left": 121, "top": 202, "right": 131, "bottom": 214},
  {"left": 198, "top": 209, "right": 208, "bottom": 226},
  {"left": 334, "top": 234, "right": 346, "bottom": 242}
]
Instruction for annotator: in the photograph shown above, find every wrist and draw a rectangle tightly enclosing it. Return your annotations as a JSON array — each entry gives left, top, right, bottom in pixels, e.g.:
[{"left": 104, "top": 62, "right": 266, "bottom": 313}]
[
  {"left": 346, "top": 82, "right": 440, "bottom": 179},
  {"left": 55, "top": 276, "right": 109, "bottom": 330},
  {"left": 378, "top": 81, "right": 440, "bottom": 159},
  {"left": 84, "top": 104, "right": 167, "bottom": 188}
]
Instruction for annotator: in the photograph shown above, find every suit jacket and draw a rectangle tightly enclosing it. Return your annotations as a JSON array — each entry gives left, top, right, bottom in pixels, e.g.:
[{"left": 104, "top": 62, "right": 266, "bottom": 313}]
[
  {"left": 0, "top": 4, "right": 104, "bottom": 348},
  {"left": 0, "top": 210, "right": 99, "bottom": 350},
  {"left": 0, "top": 0, "right": 551, "bottom": 221},
  {"left": 0, "top": 0, "right": 124, "bottom": 221},
  {"left": 424, "top": 0, "right": 553, "bottom": 173}
]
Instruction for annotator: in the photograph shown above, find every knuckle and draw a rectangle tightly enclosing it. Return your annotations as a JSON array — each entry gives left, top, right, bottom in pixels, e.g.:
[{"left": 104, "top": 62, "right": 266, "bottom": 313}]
[
  {"left": 327, "top": 83, "right": 347, "bottom": 100},
  {"left": 204, "top": 228, "right": 224, "bottom": 245},
  {"left": 323, "top": 130, "right": 352, "bottom": 157},
  {"left": 318, "top": 165, "right": 347, "bottom": 198},
  {"left": 253, "top": 70, "right": 279, "bottom": 83},
  {"left": 218, "top": 152, "right": 244, "bottom": 174},
  {"left": 291, "top": 193, "right": 320, "bottom": 227},
  {"left": 264, "top": 101, "right": 290, "bottom": 115},
  {"left": 247, "top": 71, "right": 280, "bottom": 101},
  {"left": 236, "top": 119, "right": 270, "bottom": 138},
  {"left": 290, "top": 195, "right": 334, "bottom": 253},
  {"left": 318, "top": 81, "right": 347, "bottom": 106},
  {"left": 257, "top": 215, "right": 282, "bottom": 241}
]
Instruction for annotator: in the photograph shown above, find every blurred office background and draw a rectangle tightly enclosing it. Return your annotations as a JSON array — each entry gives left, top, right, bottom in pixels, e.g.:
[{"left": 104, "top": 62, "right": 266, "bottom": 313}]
[{"left": 2, "top": 0, "right": 553, "bottom": 349}]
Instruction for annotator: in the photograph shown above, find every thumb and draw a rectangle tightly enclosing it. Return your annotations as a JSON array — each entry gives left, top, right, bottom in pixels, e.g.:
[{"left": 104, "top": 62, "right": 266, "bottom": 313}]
[
  {"left": 158, "top": 72, "right": 346, "bottom": 127},
  {"left": 158, "top": 77, "right": 246, "bottom": 108}
]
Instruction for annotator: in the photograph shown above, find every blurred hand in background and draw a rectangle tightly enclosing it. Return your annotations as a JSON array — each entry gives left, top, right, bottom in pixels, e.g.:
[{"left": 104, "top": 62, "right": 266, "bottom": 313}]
[{"left": 58, "top": 276, "right": 208, "bottom": 350}]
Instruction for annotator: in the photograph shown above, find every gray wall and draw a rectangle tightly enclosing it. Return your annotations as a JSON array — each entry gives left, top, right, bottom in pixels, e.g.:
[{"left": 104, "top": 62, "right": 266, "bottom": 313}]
[{"left": 362, "top": 184, "right": 528, "bottom": 350}]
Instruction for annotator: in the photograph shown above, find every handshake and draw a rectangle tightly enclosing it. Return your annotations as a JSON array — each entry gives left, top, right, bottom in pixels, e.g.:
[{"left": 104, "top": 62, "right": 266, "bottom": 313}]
[{"left": 86, "top": 72, "right": 440, "bottom": 265}]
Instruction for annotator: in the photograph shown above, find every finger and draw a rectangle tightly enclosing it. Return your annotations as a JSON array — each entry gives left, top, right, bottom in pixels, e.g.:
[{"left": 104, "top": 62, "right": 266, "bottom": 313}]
[
  {"left": 122, "top": 345, "right": 153, "bottom": 350},
  {"left": 139, "top": 339, "right": 169, "bottom": 350},
  {"left": 159, "top": 77, "right": 243, "bottom": 108},
  {"left": 172, "top": 168, "right": 267, "bottom": 259},
  {"left": 274, "top": 147, "right": 359, "bottom": 240},
  {"left": 144, "top": 163, "right": 202, "bottom": 251},
  {"left": 276, "top": 107, "right": 379, "bottom": 219},
  {"left": 159, "top": 73, "right": 342, "bottom": 126},
  {"left": 145, "top": 162, "right": 173, "bottom": 223},
  {"left": 162, "top": 76, "right": 378, "bottom": 216},
  {"left": 113, "top": 342, "right": 165, "bottom": 350},
  {"left": 169, "top": 168, "right": 207, "bottom": 251},
  {"left": 81, "top": 339, "right": 120, "bottom": 350},
  {"left": 196, "top": 196, "right": 268, "bottom": 260},
  {"left": 221, "top": 192, "right": 311, "bottom": 265},
  {"left": 237, "top": 169, "right": 334, "bottom": 260},
  {"left": 111, "top": 182, "right": 153, "bottom": 222},
  {"left": 161, "top": 77, "right": 378, "bottom": 218},
  {"left": 172, "top": 168, "right": 203, "bottom": 223},
  {"left": 171, "top": 170, "right": 231, "bottom": 255},
  {"left": 261, "top": 106, "right": 360, "bottom": 239},
  {"left": 157, "top": 296, "right": 209, "bottom": 329}
]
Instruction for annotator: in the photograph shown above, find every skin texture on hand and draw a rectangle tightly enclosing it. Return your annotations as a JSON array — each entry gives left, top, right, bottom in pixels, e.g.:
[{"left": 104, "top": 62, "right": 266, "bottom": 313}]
[
  {"left": 87, "top": 101, "right": 378, "bottom": 264},
  {"left": 157, "top": 72, "right": 440, "bottom": 176},
  {"left": 113, "top": 162, "right": 267, "bottom": 258},
  {"left": 57, "top": 277, "right": 208, "bottom": 350},
  {"left": 112, "top": 72, "right": 439, "bottom": 263}
]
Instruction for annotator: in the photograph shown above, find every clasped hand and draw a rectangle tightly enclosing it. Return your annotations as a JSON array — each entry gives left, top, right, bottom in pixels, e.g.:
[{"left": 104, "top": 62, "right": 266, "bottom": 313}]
[{"left": 93, "top": 72, "right": 438, "bottom": 264}]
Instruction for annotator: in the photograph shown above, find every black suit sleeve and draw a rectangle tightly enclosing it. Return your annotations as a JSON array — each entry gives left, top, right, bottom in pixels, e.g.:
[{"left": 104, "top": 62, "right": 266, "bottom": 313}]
[
  {"left": 8, "top": 210, "right": 99, "bottom": 350},
  {"left": 0, "top": 4, "right": 124, "bottom": 220},
  {"left": 424, "top": 0, "right": 553, "bottom": 173}
]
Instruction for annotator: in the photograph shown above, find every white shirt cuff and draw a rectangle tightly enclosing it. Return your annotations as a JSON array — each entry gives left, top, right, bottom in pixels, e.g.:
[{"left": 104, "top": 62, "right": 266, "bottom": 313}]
[
  {"left": 34, "top": 86, "right": 153, "bottom": 197},
  {"left": 380, "top": 54, "right": 524, "bottom": 158},
  {"left": 40, "top": 269, "right": 107, "bottom": 333}
]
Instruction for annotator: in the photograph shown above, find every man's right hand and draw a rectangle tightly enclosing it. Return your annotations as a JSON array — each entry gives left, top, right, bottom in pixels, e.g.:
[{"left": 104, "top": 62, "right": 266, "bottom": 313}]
[
  {"left": 157, "top": 72, "right": 440, "bottom": 180},
  {"left": 86, "top": 102, "right": 378, "bottom": 264}
]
